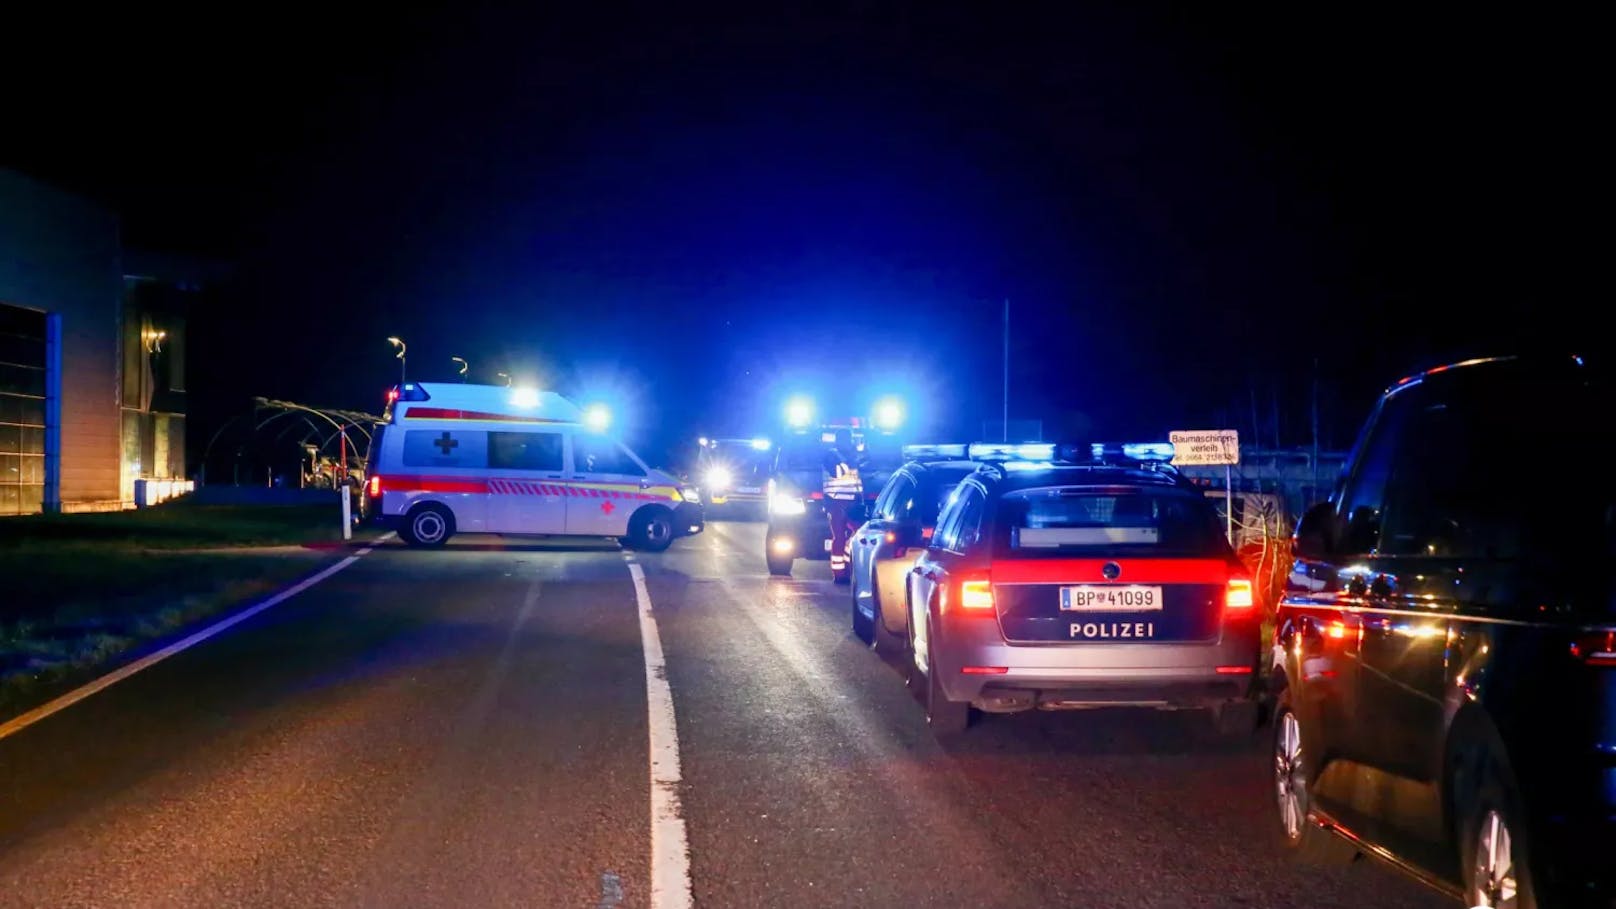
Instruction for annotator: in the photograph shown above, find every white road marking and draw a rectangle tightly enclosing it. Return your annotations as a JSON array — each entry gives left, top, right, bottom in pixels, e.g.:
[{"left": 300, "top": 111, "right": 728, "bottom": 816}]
[
  {"left": 0, "top": 539, "right": 387, "bottom": 743},
  {"left": 629, "top": 562, "right": 692, "bottom": 909}
]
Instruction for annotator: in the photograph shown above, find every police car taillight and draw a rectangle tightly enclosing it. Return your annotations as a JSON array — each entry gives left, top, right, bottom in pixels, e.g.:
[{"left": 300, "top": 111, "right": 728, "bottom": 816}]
[
  {"left": 1571, "top": 631, "right": 1616, "bottom": 667},
  {"left": 1224, "top": 578, "right": 1255, "bottom": 613},
  {"left": 958, "top": 577, "right": 995, "bottom": 612},
  {"left": 367, "top": 475, "right": 383, "bottom": 497}
]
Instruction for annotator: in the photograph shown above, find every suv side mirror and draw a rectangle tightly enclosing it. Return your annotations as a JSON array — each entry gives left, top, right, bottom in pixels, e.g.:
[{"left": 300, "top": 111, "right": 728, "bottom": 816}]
[{"left": 1293, "top": 501, "right": 1337, "bottom": 560}]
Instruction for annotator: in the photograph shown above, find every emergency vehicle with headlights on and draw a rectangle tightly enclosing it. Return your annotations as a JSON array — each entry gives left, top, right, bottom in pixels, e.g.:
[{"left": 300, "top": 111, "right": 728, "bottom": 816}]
[
  {"left": 763, "top": 418, "right": 907, "bottom": 578},
  {"left": 694, "top": 436, "right": 773, "bottom": 514},
  {"left": 365, "top": 383, "right": 703, "bottom": 550}
]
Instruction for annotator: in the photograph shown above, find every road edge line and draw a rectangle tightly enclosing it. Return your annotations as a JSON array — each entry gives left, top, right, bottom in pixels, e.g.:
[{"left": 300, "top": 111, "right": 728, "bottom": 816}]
[
  {"left": 0, "top": 538, "right": 387, "bottom": 743},
  {"left": 629, "top": 562, "right": 693, "bottom": 909}
]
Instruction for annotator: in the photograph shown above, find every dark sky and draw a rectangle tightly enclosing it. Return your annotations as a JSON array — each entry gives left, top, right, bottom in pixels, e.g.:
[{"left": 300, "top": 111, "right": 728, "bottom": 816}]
[{"left": 3, "top": 4, "right": 1600, "bottom": 463}]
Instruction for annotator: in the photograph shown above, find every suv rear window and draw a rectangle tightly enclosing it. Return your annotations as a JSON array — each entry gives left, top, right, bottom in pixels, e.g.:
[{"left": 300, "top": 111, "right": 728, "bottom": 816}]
[{"left": 994, "top": 487, "right": 1227, "bottom": 556}]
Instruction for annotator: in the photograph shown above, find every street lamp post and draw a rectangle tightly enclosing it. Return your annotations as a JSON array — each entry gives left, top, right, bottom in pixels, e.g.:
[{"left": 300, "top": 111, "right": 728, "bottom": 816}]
[
  {"left": 387, "top": 336, "right": 406, "bottom": 384},
  {"left": 451, "top": 356, "right": 469, "bottom": 382}
]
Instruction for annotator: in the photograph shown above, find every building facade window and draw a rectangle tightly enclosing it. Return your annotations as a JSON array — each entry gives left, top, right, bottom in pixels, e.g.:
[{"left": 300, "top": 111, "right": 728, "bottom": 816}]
[{"left": 0, "top": 303, "right": 46, "bottom": 515}]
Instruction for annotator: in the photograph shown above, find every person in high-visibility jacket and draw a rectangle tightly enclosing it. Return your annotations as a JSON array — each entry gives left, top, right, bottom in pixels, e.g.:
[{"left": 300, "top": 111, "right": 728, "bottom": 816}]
[{"left": 822, "top": 429, "right": 865, "bottom": 581}]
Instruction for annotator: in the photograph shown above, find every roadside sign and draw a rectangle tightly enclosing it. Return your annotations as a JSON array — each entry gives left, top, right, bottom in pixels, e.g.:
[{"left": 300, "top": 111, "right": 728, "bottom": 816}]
[
  {"left": 1169, "top": 430, "right": 1240, "bottom": 466},
  {"left": 1170, "top": 430, "right": 1240, "bottom": 544}
]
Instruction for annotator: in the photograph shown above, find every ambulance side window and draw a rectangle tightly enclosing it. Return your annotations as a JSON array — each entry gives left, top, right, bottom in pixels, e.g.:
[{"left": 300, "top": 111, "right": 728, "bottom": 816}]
[
  {"left": 402, "top": 430, "right": 488, "bottom": 469},
  {"left": 489, "top": 431, "right": 563, "bottom": 472},
  {"left": 574, "top": 437, "right": 646, "bottom": 476}
]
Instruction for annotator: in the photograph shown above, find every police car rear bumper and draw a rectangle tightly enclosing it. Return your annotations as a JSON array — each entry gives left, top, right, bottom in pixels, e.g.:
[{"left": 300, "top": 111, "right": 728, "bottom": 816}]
[{"left": 935, "top": 617, "right": 1259, "bottom": 709}]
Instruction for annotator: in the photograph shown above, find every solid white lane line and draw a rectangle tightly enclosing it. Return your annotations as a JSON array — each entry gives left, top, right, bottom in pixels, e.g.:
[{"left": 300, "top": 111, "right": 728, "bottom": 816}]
[
  {"left": 0, "top": 542, "right": 383, "bottom": 743},
  {"left": 629, "top": 562, "right": 692, "bottom": 909}
]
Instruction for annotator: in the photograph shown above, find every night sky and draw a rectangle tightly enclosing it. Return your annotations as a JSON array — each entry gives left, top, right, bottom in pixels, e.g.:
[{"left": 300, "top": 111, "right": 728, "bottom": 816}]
[{"left": 3, "top": 5, "right": 1599, "bottom": 464}]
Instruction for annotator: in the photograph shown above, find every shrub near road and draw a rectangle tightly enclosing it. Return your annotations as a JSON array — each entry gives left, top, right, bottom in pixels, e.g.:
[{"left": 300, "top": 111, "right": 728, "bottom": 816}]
[{"left": 0, "top": 502, "right": 374, "bottom": 720}]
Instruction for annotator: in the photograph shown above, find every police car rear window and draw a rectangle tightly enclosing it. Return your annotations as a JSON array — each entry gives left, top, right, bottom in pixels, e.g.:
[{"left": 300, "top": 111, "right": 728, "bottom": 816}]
[{"left": 995, "top": 488, "right": 1225, "bottom": 554}]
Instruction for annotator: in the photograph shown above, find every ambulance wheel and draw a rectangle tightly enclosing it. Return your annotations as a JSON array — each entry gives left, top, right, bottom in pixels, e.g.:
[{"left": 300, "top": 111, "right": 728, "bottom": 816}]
[
  {"left": 401, "top": 503, "right": 454, "bottom": 548},
  {"left": 628, "top": 507, "right": 675, "bottom": 552}
]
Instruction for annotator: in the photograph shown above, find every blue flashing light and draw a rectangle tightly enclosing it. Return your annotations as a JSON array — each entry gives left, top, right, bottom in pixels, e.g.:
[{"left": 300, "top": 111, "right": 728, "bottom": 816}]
[
  {"left": 584, "top": 403, "right": 612, "bottom": 433},
  {"left": 873, "top": 396, "right": 905, "bottom": 431},
  {"left": 751, "top": 437, "right": 772, "bottom": 451},
  {"left": 786, "top": 396, "right": 815, "bottom": 429}
]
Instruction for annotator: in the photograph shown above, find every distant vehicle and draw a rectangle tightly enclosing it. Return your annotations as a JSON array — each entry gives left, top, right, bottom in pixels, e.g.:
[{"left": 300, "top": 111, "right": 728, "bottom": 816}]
[
  {"left": 1272, "top": 355, "right": 1614, "bottom": 908},
  {"left": 849, "top": 444, "right": 979, "bottom": 653},
  {"left": 905, "top": 443, "right": 1260, "bottom": 737},
  {"left": 763, "top": 424, "right": 905, "bottom": 578},
  {"left": 694, "top": 436, "right": 773, "bottom": 514},
  {"left": 365, "top": 383, "right": 703, "bottom": 550}
]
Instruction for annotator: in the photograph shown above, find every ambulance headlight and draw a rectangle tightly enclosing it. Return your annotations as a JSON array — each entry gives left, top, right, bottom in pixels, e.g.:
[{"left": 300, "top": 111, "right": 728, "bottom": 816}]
[
  {"left": 704, "top": 466, "right": 733, "bottom": 492},
  {"left": 769, "top": 491, "right": 808, "bottom": 516},
  {"left": 680, "top": 487, "right": 702, "bottom": 504}
]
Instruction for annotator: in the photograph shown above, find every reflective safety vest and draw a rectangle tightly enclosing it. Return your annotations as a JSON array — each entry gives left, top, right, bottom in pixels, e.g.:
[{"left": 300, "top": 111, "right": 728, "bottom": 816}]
[{"left": 823, "top": 463, "right": 863, "bottom": 501}]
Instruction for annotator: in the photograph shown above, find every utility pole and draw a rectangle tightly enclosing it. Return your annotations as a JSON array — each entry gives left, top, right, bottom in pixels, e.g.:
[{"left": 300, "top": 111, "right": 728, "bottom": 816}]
[{"left": 1002, "top": 298, "right": 1010, "bottom": 442}]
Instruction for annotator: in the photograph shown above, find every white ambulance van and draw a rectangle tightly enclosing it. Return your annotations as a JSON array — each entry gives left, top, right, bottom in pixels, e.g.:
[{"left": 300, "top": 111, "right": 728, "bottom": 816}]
[{"left": 364, "top": 383, "right": 703, "bottom": 550}]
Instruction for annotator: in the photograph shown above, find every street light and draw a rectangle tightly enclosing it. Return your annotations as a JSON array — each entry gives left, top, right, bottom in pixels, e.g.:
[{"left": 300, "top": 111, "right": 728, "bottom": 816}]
[
  {"left": 451, "top": 356, "right": 469, "bottom": 382},
  {"left": 386, "top": 337, "right": 407, "bottom": 384},
  {"left": 495, "top": 371, "right": 512, "bottom": 387}
]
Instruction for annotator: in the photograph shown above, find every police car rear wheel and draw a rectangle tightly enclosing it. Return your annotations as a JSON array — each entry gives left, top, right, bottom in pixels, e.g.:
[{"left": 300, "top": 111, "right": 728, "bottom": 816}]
[
  {"left": 403, "top": 504, "right": 453, "bottom": 548},
  {"left": 924, "top": 615, "right": 971, "bottom": 736},
  {"left": 627, "top": 508, "right": 674, "bottom": 552}
]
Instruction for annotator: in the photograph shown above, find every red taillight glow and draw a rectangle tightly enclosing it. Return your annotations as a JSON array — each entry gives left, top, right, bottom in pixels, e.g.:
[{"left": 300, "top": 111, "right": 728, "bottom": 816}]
[
  {"left": 885, "top": 531, "right": 897, "bottom": 544},
  {"left": 1224, "top": 578, "right": 1254, "bottom": 611},
  {"left": 959, "top": 579, "right": 995, "bottom": 612},
  {"left": 386, "top": 387, "right": 400, "bottom": 404},
  {"left": 961, "top": 666, "right": 1008, "bottom": 675},
  {"left": 1327, "top": 620, "right": 1347, "bottom": 640},
  {"left": 1215, "top": 665, "right": 1254, "bottom": 675},
  {"left": 367, "top": 475, "right": 383, "bottom": 497},
  {"left": 1571, "top": 631, "right": 1616, "bottom": 667}
]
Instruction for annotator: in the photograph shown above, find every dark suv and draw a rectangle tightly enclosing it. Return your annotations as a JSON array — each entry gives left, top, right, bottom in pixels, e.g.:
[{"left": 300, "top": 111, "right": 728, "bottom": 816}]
[{"left": 1272, "top": 355, "right": 1615, "bottom": 908}]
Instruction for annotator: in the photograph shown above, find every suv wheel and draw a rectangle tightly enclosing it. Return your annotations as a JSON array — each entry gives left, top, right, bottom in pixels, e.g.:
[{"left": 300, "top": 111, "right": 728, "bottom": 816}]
[
  {"left": 1272, "top": 692, "right": 1357, "bottom": 865},
  {"left": 1461, "top": 759, "right": 1537, "bottom": 909}
]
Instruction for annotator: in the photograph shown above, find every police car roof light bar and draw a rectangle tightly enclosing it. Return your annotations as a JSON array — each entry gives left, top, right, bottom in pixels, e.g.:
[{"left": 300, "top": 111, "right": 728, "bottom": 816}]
[
  {"left": 901, "top": 443, "right": 969, "bottom": 460},
  {"left": 967, "top": 442, "right": 1055, "bottom": 462}
]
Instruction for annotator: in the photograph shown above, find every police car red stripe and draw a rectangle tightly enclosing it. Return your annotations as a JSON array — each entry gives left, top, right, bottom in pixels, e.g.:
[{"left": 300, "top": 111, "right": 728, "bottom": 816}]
[{"left": 992, "top": 558, "right": 1233, "bottom": 585}]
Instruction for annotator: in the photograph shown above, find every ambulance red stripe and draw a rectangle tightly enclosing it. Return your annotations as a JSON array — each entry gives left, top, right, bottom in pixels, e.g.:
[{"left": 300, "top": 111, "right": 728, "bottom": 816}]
[
  {"left": 401, "top": 407, "right": 573, "bottom": 424},
  {"left": 382, "top": 475, "right": 491, "bottom": 495}
]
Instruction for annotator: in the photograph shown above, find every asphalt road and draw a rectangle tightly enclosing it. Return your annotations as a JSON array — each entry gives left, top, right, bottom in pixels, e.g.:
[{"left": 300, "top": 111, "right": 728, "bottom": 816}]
[{"left": 0, "top": 521, "right": 1452, "bottom": 909}]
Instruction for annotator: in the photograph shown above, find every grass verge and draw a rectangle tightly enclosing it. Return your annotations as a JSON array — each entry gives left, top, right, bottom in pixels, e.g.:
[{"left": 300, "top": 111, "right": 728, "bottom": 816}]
[{"left": 1, "top": 501, "right": 378, "bottom": 722}]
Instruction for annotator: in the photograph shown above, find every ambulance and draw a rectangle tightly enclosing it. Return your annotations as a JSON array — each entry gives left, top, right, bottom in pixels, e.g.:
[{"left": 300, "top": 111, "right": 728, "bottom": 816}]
[{"left": 364, "top": 383, "right": 703, "bottom": 550}]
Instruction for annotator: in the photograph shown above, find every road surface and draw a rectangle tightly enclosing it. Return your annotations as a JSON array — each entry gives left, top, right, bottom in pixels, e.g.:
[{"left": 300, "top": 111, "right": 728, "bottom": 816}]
[{"left": 0, "top": 522, "right": 1450, "bottom": 908}]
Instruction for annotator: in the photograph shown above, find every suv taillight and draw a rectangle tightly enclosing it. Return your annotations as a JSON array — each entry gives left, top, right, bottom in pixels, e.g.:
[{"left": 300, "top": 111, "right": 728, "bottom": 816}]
[
  {"left": 367, "top": 475, "right": 383, "bottom": 497},
  {"left": 1571, "top": 631, "right": 1616, "bottom": 667}
]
